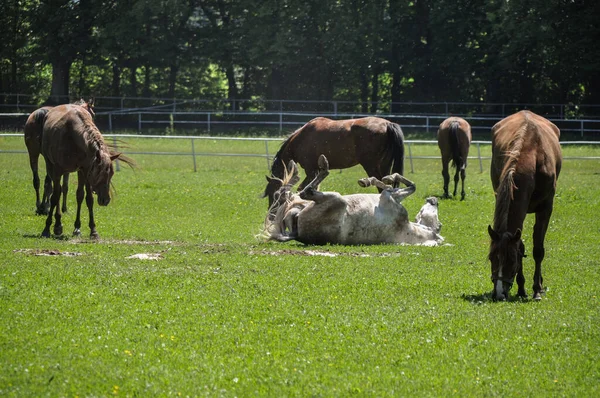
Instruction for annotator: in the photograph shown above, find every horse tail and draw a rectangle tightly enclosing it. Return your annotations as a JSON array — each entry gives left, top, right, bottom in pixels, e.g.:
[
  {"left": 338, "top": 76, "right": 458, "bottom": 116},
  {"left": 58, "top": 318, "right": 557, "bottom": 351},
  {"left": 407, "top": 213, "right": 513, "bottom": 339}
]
[
  {"left": 449, "top": 120, "right": 464, "bottom": 170},
  {"left": 30, "top": 108, "right": 51, "bottom": 145},
  {"left": 387, "top": 122, "right": 405, "bottom": 175}
]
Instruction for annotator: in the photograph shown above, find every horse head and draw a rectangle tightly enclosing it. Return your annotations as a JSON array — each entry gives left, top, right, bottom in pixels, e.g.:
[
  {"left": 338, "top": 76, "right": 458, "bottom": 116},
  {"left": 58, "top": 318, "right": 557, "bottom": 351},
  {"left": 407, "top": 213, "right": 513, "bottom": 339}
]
[
  {"left": 488, "top": 226, "right": 526, "bottom": 301},
  {"left": 74, "top": 98, "right": 96, "bottom": 119},
  {"left": 88, "top": 148, "right": 119, "bottom": 206},
  {"left": 266, "top": 160, "right": 300, "bottom": 220},
  {"left": 263, "top": 158, "right": 298, "bottom": 208}
]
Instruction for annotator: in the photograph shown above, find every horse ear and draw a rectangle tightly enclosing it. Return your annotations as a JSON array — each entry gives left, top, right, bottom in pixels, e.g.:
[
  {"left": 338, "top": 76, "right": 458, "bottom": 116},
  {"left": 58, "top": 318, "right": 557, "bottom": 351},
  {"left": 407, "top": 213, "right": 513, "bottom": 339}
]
[
  {"left": 513, "top": 228, "right": 522, "bottom": 241},
  {"left": 488, "top": 225, "right": 500, "bottom": 241},
  {"left": 89, "top": 97, "right": 95, "bottom": 107}
]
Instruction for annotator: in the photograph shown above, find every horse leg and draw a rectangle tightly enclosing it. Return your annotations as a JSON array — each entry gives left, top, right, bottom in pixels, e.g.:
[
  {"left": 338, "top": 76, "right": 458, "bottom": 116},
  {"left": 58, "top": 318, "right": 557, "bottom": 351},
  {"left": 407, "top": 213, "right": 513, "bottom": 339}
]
[
  {"left": 532, "top": 205, "right": 553, "bottom": 300},
  {"left": 358, "top": 177, "right": 390, "bottom": 191},
  {"left": 61, "top": 173, "right": 69, "bottom": 213},
  {"left": 441, "top": 158, "right": 450, "bottom": 198},
  {"left": 460, "top": 168, "right": 466, "bottom": 201},
  {"left": 453, "top": 167, "right": 460, "bottom": 198},
  {"left": 73, "top": 171, "right": 85, "bottom": 236},
  {"left": 29, "top": 154, "right": 44, "bottom": 214},
  {"left": 85, "top": 181, "right": 99, "bottom": 239},
  {"left": 42, "top": 174, "right": 53, "bottom": 215},
  {"left": 299, "top": 156, "right": 330, "bottom": 202},
  {"left": 41, "top": 164, "right": 63, "bottom": 237}
]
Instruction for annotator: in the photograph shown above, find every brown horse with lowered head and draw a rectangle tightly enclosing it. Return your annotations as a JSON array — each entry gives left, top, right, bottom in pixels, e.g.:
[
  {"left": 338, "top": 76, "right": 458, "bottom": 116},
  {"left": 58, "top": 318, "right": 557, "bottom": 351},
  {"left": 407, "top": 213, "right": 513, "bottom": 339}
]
[
  {"left": 263, "top": 117, "right": 405, "bottom": 211},
  {"left": 488, "top": 110, "right": 562, "bottom": 301},
  {"left": 24, "top": 99, "right": 95, "bottom": 215},
  {"left": 40, "top": 103, "right": 131, "bottom": 239},
  {"left": 437, "top": 117, "right": 471, "bottom": 200}
]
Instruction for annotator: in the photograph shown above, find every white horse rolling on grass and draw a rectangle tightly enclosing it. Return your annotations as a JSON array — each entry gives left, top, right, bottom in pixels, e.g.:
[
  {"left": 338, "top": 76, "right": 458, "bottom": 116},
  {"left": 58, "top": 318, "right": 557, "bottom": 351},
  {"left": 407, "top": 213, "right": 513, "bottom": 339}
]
[{"left": 262, "top": 155, "right": 444, "bottom": 246}]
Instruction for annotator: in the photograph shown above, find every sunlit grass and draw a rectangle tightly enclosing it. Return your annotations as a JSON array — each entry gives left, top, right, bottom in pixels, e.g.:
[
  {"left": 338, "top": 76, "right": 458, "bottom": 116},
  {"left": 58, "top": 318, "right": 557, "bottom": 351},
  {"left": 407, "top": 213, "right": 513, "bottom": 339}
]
[{"left": 0, "top": 135, "right": 599, "bottom": 396}]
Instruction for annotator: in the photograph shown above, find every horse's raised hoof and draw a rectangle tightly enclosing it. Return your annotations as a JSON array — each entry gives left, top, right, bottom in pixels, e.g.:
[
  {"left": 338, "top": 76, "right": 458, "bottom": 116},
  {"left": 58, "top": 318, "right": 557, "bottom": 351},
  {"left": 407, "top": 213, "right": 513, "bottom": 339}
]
[
  {"left": 36, "top": 208, "right": 48, "bottom": 216},
  {"left": 358, "top": 178, "right": 371, "bottom": 188},
  {"left": 317, "top": 155, "right": 329, "bottom": 170}
]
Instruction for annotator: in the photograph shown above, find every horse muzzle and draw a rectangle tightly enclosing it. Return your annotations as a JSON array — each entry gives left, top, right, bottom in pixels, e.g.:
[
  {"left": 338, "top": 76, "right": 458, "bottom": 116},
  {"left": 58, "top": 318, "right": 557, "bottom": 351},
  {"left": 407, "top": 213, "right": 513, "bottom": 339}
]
[
  {"left": 97, "top": 196, "right": 111, "bottom": 206},
  {"left": 492, "top": 279, "right": 513, "bottom": 301}
]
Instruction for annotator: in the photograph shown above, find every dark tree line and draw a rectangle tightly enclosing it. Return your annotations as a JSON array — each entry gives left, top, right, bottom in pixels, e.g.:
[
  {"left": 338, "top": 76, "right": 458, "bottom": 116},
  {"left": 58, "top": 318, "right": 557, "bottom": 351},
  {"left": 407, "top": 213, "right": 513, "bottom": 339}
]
[{"left": 1, "top": 0, "right": 598, "bottom": 109}]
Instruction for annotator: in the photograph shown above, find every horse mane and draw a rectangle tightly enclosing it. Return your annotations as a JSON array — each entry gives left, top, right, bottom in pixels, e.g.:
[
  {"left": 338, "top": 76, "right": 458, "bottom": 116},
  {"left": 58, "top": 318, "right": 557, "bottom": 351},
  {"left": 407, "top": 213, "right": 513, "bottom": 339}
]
[
  {"left": 271, "top": 128, "right": 301, "bottom": 177},
  {"left": 493, "top": 122, "right": 527, "bottom": 232},
  {"left": 77, "top": 110, "right": 135, "bottom": 168}
]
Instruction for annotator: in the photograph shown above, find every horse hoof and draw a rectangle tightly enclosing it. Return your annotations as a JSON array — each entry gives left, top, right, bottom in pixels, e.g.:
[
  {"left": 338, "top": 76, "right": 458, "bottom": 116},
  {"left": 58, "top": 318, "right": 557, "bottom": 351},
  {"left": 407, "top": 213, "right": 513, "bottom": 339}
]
[
  {"left": 54, "top": 226, "right": 63, "bottom": 236},
  {"left": 73, "top": 229, "right": 82, "bottom": 237},
  {"left": 533, "top": 293, "right": 542, "bottom": 301},
  {"left": 90, "top": 232, "right": 100, "bottom": 240},
  {"left": 318, "top": 155, "right": 329, "bottom": 170},
  {"left": 358, "top": 178, "right": 371, "bottom": 188},
  {"left": 41, "top": 230, "right": 50, "bottom": 238}
]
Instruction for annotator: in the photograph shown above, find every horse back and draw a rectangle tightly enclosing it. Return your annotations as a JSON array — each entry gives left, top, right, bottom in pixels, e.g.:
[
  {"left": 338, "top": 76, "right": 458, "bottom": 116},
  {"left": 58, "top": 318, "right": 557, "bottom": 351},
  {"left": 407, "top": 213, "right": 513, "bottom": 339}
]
[
  {"left": 288, "top": 117, "right": 390, "bottom": 169},
  {"left": 42, "top": 104, "right": 98, "bottom": 170},
  {"left": 491, "top": 111, "right": 562, "bottom": 215}
]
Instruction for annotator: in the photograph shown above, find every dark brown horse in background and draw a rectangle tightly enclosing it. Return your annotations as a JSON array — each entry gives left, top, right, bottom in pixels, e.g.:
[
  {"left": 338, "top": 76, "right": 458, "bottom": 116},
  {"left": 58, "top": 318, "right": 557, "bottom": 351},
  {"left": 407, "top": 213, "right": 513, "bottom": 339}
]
[
  {"left": 263, "top": 117, "right": 405, "bottom": 211},
  {"left": 24, "top": 99, "right": 95, "bottom": 215},
  {"left": 437, "top": 117, "right": 471, "bottom": 200},
  {"left": 488, "top": 111, "right": 562, "bottom": 301},
  {"left": 40, "top": 103, "right": 131, "bottom": 239}
]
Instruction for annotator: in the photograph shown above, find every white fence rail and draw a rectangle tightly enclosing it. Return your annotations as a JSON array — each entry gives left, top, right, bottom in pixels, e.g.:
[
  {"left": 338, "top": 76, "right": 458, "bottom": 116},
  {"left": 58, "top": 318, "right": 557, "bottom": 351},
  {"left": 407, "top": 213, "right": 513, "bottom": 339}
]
[
  {"left": 2, "top": 110, "right": 600, "bottom": 138},
  {"left": 2, "top": 133, "right": 598, "bottom": 173}
]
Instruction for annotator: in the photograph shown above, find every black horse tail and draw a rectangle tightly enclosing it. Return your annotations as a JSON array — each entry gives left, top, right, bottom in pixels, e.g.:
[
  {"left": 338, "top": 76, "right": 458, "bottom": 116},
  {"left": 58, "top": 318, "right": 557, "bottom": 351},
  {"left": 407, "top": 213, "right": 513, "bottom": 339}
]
[
  {"left": 387, "top": 122, "right": 405, "bottom": 175},
  {"left": 449, "top": 121, "right": 464, "bottom": 170}
]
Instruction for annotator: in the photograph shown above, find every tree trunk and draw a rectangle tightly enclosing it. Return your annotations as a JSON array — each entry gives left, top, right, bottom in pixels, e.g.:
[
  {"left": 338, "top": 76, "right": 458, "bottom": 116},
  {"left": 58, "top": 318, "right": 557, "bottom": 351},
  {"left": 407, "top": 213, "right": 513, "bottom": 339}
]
[
  {"left": 48, "top": 59, "right": 71, "bottom": 105},
  {"left": 359, "top": 65, "right": 369, "bottom": 113},
  {"left": 143, "top": 65, "right": 151, "bottom": 97},
  {"left": 168, "top": 63, "right": 178, "bottom": 98},
  {"left": 111, "top": 63, "right": 121, "bottom": 98},
  {"left": 130, "top": 64, "right": 138, "bottom": 97},
  {"left": 225, "top": 64, "right": 238, "bottom": 111},
  {"left": 370, "top": 67, "right": 380, "bottom": 114}
]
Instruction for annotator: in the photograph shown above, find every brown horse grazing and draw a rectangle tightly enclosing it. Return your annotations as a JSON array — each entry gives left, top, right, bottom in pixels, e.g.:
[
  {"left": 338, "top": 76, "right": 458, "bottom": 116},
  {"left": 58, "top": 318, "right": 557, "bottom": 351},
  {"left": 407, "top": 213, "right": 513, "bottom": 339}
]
[
  {"left": 437, "top": 117, "right": 472, "bottom": 200},
  {"left": 488, "top": 111, "right": 562, "bottom": 301},
  {"left": 40, "top": 103, "right": 131, "bottom": 239},
  {"left": 24, "top": 99, "right": 95, "bottom": 215},
  {"left": 263, "top": 117, "right": 405, "bottom": 208}
]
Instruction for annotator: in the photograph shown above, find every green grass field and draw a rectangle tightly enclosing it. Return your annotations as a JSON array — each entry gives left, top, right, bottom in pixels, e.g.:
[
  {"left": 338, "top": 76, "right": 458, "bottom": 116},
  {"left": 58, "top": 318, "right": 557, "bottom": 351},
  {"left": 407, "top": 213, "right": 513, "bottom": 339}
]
[{"left": 1, "top": 134, "right": 599, "bottom": 396}]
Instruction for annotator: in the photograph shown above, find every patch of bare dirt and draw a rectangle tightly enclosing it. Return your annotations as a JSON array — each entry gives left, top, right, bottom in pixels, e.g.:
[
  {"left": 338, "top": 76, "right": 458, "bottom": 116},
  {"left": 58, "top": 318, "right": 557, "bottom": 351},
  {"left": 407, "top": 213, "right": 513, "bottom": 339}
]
[
  {"left": 249, "top": 249, "right": 395, "bottom": 258},
  {"left": 13, "top": 249, "right": 82, "bottom": 257}
]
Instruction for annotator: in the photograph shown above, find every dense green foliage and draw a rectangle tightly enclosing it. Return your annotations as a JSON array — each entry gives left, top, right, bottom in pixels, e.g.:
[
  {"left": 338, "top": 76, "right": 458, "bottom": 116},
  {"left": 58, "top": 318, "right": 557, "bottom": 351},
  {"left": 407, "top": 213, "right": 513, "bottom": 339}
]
[
  {"left": 1, "top": 0, "right": 599, "bottom": 109},
  {"left": 0, "top": 135, "right": 599, "bottom": 395}
]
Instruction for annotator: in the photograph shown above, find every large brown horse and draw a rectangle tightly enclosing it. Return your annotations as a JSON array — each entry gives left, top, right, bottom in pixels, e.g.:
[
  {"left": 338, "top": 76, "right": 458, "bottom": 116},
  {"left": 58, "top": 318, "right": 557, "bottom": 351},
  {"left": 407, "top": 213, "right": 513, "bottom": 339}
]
[
  {"left": 437, "top": 117, "right": 471, "bottom": 200},
  {"left": 40, "top": 103, "right": 131, "bottom": 239},
  {"left": 24, "top": 99, "right": 95, "bottom": 215},
  {"left": 488, "top": 111, "right": 562, "bottom": 301},
  {"left": 263, "top": 117, "right": 405, "bottom": 209}
]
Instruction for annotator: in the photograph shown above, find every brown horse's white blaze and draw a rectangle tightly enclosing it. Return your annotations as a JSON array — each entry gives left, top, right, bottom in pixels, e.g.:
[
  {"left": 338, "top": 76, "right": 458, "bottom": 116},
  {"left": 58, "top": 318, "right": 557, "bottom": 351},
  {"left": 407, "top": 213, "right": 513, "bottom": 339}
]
[
  {"left": 263, "top": 117, "right": 405, "bottom": 208},
  {"left": 24, "top": 99, "right": 95, "bottom": 215},
  {"left": 488, "top": 111, "right": 562, "bottom": 301},
  {"left": 437, "top": 117, "right": 472, "bottom": 200},
  {"left": 262, "top": 155, "right": 443, "bottom": 246},
  {"left": 39, "top": 103, "right": 130, "bottom": 239}
]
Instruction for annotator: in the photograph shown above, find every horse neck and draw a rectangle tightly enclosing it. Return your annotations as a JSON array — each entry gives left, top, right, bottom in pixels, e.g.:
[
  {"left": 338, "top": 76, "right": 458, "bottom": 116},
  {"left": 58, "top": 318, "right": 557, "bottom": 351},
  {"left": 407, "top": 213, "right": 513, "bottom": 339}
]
[{"left": 493, "top": 123, "right": 528, "bottom": 233}]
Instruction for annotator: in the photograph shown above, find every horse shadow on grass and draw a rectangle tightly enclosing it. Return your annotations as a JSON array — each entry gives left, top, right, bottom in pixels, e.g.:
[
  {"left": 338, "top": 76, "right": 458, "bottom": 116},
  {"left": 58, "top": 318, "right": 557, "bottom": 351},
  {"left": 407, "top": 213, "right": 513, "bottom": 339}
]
[
  {"left": 461, "top": 292, "right": 534, "bottom": 304},
  {"left": 22, "top": 233, "right": 73, "bottom": 241}
]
